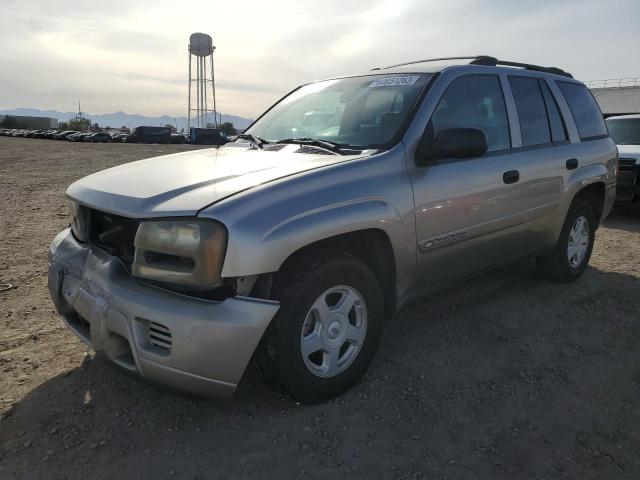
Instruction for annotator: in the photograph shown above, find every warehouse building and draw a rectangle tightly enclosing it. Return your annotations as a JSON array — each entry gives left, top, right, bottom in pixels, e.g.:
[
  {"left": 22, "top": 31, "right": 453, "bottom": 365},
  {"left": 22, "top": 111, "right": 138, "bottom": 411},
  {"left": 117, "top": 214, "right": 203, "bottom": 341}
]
[
  {"left": 0, "top": 115, "right": 59, "bottom": 129},
  {"left": 589, "top": 81, "right": 640, "bottom": 118}
]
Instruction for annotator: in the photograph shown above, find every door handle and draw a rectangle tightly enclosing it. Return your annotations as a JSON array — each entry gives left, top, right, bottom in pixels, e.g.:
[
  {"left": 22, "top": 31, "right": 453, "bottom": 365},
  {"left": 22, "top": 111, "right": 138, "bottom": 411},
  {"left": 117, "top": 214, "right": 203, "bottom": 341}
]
[
  {"left": 566, "top": 158, "right": 579, "bottom": 170},
  {"left": 503, "top": 170, "right": 520, "bottom": 184}
]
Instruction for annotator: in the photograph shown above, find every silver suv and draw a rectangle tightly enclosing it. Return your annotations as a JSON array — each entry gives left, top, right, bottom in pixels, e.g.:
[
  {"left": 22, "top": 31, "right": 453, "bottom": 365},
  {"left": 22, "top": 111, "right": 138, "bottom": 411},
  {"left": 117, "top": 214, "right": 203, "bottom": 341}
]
[{"left": 48, "top": 56, "right": 617, "bottom": 403}]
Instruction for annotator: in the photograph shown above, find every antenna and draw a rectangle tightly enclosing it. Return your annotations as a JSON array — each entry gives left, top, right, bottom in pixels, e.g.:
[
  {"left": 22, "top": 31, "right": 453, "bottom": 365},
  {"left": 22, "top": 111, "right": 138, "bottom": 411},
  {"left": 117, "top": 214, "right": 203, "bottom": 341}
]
[{"left": 187, "top": 32, "right": 218, "bottom": 130}]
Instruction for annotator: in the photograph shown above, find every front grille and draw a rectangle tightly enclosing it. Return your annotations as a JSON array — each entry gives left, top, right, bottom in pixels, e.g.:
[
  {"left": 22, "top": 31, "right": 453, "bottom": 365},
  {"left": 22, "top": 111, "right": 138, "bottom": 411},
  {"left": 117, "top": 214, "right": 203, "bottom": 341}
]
[
  {"left": 77, "top": 206, "right": 140, "bottom": 264},
  {"left": 619, "top": 158, "right": 637, "bottom": 172},
  {"left": 147, "top": 321, "right": 172, "bottom": 351}
]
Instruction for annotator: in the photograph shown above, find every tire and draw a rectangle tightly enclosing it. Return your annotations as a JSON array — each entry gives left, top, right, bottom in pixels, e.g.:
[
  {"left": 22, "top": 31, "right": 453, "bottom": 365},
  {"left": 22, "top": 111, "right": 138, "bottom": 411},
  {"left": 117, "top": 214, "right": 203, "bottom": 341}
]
[
  {"left": 536, "top": 198, "right": 596, "bottom": 282},
  {"left": 256, "top": 249, "right": 384, "bottom": 404}
]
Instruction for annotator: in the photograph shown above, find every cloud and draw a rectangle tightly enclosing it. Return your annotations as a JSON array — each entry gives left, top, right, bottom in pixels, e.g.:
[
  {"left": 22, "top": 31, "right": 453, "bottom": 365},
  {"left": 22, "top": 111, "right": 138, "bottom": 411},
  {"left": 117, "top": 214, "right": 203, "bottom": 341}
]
[{"left": 0, "top": 0, "right": 637, "bottom": 119}]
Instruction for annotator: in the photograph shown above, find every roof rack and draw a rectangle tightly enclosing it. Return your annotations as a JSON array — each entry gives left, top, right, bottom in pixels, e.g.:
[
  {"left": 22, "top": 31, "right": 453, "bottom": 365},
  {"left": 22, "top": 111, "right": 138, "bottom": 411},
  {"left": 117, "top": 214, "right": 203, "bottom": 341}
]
[{"left": 372, "top": 55, "right": 573, "bottom": 78}]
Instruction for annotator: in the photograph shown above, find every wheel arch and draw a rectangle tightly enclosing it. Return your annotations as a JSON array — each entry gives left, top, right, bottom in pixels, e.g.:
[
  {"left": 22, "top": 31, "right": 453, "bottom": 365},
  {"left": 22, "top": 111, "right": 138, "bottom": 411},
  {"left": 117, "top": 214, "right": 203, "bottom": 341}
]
[
  {"left": 283, "top": 229, "right": 397, "bottom": 317},
  {"left": 572, "top": 181, "right": 606, "bottom": 226}
]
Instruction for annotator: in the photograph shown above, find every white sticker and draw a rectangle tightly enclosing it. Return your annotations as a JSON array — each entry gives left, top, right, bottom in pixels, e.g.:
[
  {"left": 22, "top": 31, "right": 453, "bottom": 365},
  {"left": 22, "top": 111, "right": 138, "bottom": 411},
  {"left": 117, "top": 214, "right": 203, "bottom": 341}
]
[{"left": 369, "top": 76, "right": 419, "bottom": 87}]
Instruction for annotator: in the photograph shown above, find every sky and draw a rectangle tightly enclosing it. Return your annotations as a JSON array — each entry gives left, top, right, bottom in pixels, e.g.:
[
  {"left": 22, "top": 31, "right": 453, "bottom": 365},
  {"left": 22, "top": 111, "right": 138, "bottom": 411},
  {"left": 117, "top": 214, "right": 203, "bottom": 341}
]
[{"left": 1, "top": 0, "right": 639, "bottom": 120}]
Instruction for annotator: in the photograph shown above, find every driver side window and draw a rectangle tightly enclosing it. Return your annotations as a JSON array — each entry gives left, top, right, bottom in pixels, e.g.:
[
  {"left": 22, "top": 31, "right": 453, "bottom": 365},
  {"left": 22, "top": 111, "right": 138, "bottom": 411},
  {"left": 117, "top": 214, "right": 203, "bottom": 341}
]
[{"left": 432, "top": 75, "right": 511, "bottom": 152}]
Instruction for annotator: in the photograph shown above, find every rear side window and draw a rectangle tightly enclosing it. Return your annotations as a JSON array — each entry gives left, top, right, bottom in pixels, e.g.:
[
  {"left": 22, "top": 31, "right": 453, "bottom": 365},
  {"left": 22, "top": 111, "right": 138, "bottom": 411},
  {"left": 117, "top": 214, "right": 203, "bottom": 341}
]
[
  {"left": 509, "top": 77, "right": 551, "bottom": 146},
  {"left": 557, "top": 82, "right": 608, "bottom": 140},
  {"left": 539, "top": 81, "right": 567, "bottom": 143},
  {"left": 431, "top": 75, "right": 510, "bottom": 152}
]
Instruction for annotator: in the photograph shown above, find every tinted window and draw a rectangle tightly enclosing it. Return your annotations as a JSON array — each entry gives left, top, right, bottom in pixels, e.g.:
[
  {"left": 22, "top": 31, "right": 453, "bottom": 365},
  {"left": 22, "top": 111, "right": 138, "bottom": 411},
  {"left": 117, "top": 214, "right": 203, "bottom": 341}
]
[
  {"left": 557, "top": 82, "right": 608, "bottom": 140},
  {"left": 509, "top": 77, "right": 551, "bottom": 146},
  {"left": 606, "top": 117, "right": 640, "bottom": 145},
  {"left": 431, "top": 75, "right": 510, "bottom": 152},
  {"left": 540, "top": 81, "right": 567, "bottom": 142}
]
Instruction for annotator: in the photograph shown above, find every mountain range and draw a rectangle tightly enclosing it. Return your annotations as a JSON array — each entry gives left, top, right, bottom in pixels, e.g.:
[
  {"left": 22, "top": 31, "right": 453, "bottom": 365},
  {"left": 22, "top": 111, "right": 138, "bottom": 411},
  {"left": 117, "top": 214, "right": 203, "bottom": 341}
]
[{"left": 0, "top": 108, "right": 253, "bottom": 131}]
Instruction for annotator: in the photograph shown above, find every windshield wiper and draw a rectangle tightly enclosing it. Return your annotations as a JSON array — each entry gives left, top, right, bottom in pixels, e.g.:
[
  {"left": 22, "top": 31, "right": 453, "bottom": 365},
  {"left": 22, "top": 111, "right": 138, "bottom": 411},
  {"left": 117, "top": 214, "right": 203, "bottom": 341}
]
[
  {"left": 237, "top": 133, "right": 269, "bottom": 148},
  {"left": 275, "top": 137, "right": 345, "bottom": 154}
]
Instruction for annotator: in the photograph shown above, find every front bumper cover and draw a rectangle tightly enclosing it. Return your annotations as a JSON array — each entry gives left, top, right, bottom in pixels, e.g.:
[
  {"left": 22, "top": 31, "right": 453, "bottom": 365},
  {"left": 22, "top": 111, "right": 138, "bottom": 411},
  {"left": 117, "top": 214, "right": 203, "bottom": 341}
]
[
  {"left": 47, "top": 229, "right": 279, "bottom": 397},
  {"left": 615, "top": 165, "right": 640, "bottom": 205}
]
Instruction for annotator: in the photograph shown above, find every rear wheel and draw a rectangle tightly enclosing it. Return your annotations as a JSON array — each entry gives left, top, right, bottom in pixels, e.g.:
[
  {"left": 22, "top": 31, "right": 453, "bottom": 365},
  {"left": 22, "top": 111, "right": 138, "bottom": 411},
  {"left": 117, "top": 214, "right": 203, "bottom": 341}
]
[
  {"left": 256, "top": 250, "right": 384, "bottom": 403},
  {"left": 536, "top": 198, "right": 596, "bottom": 282}
]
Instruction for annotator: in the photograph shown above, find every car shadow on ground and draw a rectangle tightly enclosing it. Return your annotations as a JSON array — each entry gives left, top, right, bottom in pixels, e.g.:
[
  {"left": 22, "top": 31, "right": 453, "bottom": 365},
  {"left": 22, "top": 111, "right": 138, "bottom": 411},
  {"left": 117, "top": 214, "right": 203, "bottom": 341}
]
[
  {"left": 1, "top": 261, "right": 639, "bottom": 479},
  {"left": 603, "top": 207, "right": 640, "bottom": 232}
]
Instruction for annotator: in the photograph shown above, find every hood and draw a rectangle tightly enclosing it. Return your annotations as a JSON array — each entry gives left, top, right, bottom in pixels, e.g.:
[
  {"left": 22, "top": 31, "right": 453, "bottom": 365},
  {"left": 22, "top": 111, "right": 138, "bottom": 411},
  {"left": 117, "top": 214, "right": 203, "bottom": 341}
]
[
  {"left": 617, "top": 145, "right": 640, "bottom": 162},
  {"left": 67, "top": 144, "right": 362, "bottom": 218}
]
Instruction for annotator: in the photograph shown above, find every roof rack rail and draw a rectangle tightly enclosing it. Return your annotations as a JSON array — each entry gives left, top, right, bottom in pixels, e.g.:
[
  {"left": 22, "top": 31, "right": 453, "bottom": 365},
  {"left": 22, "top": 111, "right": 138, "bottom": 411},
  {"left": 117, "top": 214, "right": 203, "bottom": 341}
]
[
  {"left": 372, "top": 55, "right": 573, "bottom": 78},
  {"left": 371, "top": 56, "right": 483, "bottom": 70}
]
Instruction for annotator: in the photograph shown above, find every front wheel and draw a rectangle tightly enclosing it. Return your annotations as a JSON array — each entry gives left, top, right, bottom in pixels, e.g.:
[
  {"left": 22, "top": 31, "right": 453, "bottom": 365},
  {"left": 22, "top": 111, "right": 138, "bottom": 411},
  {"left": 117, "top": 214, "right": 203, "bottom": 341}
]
[
  {"left": 537, "top": 198, "right": 596, "bottom": 282},
  {"left": 256, "top": 250, "right": 384, "bottom": 403}
]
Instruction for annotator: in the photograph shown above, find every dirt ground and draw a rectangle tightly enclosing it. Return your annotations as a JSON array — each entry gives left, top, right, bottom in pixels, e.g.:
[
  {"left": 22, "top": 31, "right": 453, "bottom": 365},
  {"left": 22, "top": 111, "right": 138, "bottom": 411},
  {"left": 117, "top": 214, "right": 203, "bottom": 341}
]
[{"left": 0, "top": 136, "right": 639, "bottom": 479}]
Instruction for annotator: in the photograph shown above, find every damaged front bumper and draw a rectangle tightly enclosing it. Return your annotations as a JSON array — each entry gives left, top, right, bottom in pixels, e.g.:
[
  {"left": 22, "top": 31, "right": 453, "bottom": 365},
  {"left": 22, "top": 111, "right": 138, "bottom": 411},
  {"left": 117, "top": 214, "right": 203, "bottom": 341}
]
[{"left": 47, "top": 229, "right": 279, "bottom": 397}]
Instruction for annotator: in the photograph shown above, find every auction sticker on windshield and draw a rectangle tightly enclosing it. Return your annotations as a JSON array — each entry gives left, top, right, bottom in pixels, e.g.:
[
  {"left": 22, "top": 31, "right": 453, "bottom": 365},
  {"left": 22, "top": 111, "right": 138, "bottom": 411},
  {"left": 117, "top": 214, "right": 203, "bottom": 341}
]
[{"left": 369, "top": 76, "right": 419, "bottom": 87}]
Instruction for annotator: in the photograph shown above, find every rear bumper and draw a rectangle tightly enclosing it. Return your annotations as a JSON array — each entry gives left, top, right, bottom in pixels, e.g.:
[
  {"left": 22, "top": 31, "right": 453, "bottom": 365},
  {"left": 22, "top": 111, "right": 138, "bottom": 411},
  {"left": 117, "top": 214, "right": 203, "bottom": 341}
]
[{"left": 47, "top": 229, "right": 279, "bottom": 397}]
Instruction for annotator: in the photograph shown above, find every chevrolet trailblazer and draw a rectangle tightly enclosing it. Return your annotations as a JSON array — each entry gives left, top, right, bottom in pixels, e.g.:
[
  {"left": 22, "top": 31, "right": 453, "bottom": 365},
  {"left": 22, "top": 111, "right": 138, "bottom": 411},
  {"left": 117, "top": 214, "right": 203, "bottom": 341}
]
[{"left": 48, "top": 56, "right": 617, "bottom": 403}]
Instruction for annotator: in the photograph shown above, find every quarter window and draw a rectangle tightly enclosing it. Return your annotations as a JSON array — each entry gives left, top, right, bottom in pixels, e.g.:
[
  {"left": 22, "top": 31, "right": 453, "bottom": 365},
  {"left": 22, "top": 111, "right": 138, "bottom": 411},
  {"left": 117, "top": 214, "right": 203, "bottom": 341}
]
[
  {"left": 431, "top": 75, "right": 510, "bottom": 152},
  {"left": 509, "top": 77, "right": 551, "bottom": 146},
  {"left": 557, "top": 82, "right": 608, "bottom": 140}
]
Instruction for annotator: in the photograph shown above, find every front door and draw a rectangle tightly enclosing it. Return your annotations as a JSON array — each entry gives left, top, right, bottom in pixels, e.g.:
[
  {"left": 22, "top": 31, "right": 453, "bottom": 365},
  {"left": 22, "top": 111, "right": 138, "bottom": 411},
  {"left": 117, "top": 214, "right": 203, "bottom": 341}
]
[{"left": 409, "top": 74, "right": 533, "bottom": 289}]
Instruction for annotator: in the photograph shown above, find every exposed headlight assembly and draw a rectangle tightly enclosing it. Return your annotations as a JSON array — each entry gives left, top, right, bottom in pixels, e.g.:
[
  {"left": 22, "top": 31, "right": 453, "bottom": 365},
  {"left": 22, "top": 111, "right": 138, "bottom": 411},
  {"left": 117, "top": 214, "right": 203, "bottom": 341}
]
[
  {"left": 67, "top": 199, "right": 90, "bottom": 242},
  {"left": 132, "top": 219, "right": 227, "bottom": 290}
]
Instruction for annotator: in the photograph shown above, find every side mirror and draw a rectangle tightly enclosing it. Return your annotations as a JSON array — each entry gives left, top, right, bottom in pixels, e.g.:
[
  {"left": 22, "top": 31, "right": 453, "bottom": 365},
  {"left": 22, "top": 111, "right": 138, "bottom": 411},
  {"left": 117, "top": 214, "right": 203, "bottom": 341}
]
[{"left": 416, "top": 127, "right": 488, "bottom": 165}]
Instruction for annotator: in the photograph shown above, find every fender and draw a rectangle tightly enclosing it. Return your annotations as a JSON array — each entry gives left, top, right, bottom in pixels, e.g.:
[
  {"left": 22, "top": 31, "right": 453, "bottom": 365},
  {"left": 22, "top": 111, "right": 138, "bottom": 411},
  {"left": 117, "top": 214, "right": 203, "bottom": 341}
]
[
  {"left": 565, "top": 162, "right": 611, "bottom": 198},
  {"left": 199, "top": 147, "right": 417, "bottom": 299},
  {"left": 548, "top": 160, "right": 615, "bottom": 243},
  {"left": 257, "top": 196, "right": 412, "bottom": 272}
]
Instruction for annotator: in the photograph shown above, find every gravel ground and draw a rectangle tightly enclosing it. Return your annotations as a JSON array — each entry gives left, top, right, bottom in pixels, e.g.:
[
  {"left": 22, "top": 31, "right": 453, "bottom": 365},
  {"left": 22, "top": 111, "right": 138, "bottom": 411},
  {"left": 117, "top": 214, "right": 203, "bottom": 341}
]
[{"left": 0, "top": 136, "right": 639, "bottom": 479}]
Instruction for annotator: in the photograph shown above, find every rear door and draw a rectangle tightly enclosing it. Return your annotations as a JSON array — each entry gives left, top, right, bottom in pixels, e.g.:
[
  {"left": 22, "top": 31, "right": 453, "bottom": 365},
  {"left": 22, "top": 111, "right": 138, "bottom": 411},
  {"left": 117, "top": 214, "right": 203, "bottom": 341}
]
[{"left": 503, "top": 75, "right": 568, "bottom": 247}]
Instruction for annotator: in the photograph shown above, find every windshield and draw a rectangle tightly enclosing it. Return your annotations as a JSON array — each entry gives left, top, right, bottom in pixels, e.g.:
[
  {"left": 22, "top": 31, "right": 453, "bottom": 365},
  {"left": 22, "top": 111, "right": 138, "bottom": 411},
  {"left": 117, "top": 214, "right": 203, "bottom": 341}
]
[
  {"left": 244, "top": 73, "right": 433, "bottom": 150},
  {"left": 607, "top": 117, "right": 640, "bottom": 145}
]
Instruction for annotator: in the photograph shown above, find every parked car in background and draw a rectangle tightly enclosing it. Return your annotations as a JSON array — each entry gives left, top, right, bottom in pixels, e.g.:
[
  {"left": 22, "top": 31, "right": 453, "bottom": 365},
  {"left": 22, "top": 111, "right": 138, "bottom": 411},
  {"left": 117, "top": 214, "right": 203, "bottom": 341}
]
[
  {"left": 606, "top": 114, "right": 640, "bottom": 207},
  {"left": 33, "top": 130, "right": 55, "bottom": 139},
  {"left": 126, "top": 126, "right": 171, "bottom": 144},
  {"left": 189, "top": 127, "right": 227, "bottom": 145},
  {"left": 111, "top": 133, "right": 129, "bottom": 143},
  {"left": 49, "top": 56, "right": 616, "bottom": 403},
  {"left": 54, "top": 130, "right": 78, "bottom": 140},
  {"left": 87, "top": 132, "right": 113, "bottom": 143},
  {"left": 67, "top": 132, "right": 84, "bottom": 142},
  {"left": 170, "top": 133, "right": 187, "bottom": 144}
]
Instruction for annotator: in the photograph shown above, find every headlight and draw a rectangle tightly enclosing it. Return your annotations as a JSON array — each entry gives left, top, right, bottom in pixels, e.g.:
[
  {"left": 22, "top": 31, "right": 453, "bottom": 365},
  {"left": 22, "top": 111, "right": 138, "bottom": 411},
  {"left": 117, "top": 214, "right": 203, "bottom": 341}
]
[
  {"left": 67, "top": 199, "right": 89, "bottom": 242},
  {"left": 132, "top": 219, "right": 227, "bottom": 290}
]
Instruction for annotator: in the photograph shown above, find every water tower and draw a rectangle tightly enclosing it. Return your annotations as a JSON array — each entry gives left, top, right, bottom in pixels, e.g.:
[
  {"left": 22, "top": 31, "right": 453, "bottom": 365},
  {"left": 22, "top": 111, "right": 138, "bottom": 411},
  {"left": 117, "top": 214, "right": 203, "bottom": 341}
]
[{"left": 187, "top": 32, "right": 218, "bottom": 129}]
